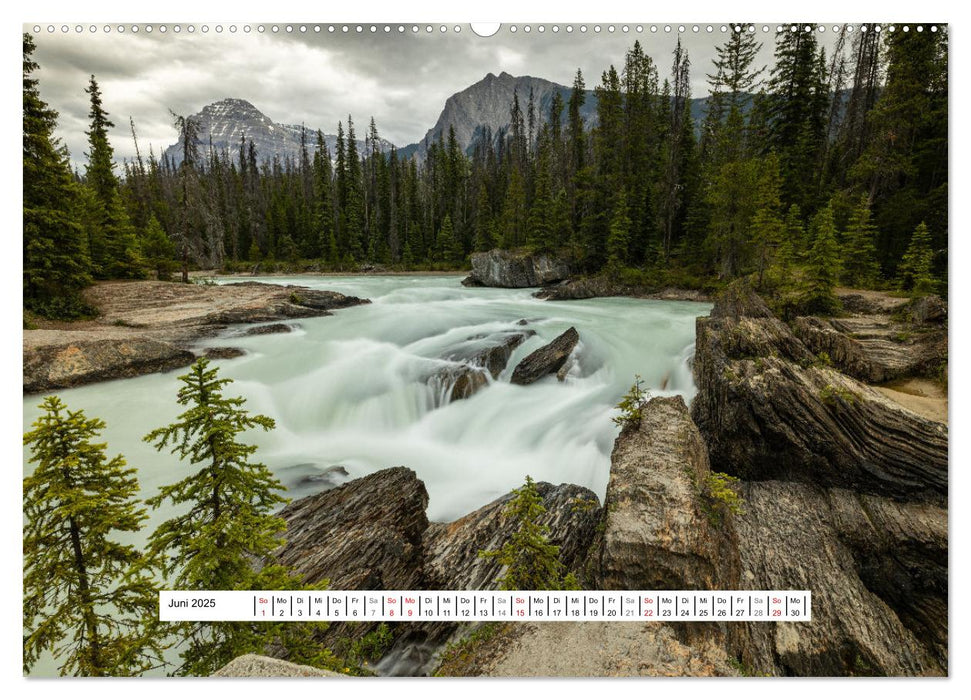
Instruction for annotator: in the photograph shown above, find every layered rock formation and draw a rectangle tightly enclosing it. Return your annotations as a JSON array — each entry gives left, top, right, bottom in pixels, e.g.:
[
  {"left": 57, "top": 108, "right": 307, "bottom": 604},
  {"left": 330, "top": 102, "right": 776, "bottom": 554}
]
[
  {"left": 688, "top": 283, "right": 947, "bottom": 675},
  {"left": 254, "top": 283, "right": 946, "bottom": 678},
  {"left": 463, "top": 249, "right": 571, "bottom": 288},
  {"left": 275, "top": 466, "right": 600, "bottom": 656},
  {"left": 691, "top": 285, "right": 947, "bottom": 504}
]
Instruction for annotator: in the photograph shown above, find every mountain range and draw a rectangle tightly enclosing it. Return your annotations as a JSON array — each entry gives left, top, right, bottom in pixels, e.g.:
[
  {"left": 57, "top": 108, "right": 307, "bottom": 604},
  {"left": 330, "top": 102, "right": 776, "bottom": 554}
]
[{"left": 164, "top": 72, "right": 714, "bottom": 166}]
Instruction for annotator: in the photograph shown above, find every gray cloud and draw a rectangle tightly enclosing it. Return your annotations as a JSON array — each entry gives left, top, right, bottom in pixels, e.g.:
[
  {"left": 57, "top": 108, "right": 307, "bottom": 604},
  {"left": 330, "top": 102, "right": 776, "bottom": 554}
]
[{"left": 26, "top": 24, "right": 837, "bottom": 168}]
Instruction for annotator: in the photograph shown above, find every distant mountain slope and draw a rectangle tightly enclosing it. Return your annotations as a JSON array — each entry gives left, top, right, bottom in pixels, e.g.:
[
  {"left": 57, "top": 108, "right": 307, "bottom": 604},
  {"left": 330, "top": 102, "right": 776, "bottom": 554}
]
[
  {"left": 162, "top": 98, "right": 393, "bottom": 166},
  {"left": 398, "top": 71, "right": 716, "bottom": 159}
]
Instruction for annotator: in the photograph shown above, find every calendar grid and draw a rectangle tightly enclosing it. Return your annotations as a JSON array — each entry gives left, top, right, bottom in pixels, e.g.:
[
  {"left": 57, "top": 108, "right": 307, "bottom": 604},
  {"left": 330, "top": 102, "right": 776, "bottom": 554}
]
[{"left": 160, "top": 590, "right": 811, "bottom": 622}]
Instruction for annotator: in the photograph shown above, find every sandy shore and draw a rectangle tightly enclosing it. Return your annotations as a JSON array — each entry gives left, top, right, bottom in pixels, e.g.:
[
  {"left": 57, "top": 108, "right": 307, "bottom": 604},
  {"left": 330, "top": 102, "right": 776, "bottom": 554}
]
[{"left": 875, "top": 378, "right": 948, "bottom": 424}]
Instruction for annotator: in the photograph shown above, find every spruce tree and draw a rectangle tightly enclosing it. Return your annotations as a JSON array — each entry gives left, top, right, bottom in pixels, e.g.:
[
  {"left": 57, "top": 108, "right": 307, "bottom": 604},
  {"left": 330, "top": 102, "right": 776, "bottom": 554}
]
[
  {"left": 344, "top": 117, "right": 366, "bottom": 262},
  {"left": 803, "top": 204, "right": 842, "bottom": 313},
  {"left": 479, "top": 476, "right": 579, "bottom": 591},
  {"left": 897, "top": 222, "right": 937, "bottom": 295},
  {"left": 24, "top": 396, "right": 164, "bottom": 676},
  {"left": 143, "top": 358, "right": 329, "bottom": 675},
  {"left": 313, "top": 130, "right": 335, "bottom": 263},
  {"left": 705, "top": 158, "right": 759, "bottom": 278},
  {"left": 841, "top": 196, "right": 881, "bottom": 288},
  {"left": 23, "top": 33, "right": 92, "bottom": 318},
  {"left": 501, "top": 168, "right": 527, "bottom": 248}
]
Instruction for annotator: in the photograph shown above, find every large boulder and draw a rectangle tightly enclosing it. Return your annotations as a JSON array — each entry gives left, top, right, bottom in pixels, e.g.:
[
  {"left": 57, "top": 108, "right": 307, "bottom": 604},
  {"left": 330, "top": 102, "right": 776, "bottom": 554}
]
[
  {"left": 595, "top": 395, "right": 738, "bottom": 592},
  {"left": 213, "top": 654, "right": 344, "bottom": 677},
  {"left": 510, "top": 327, "right": 580, "bottom": 385},
  {"left": 691, "top": 285, "right": 947, "bottom": 504},
  {"left": 465, "top": 249, "right": 571, "bottom": 288}
]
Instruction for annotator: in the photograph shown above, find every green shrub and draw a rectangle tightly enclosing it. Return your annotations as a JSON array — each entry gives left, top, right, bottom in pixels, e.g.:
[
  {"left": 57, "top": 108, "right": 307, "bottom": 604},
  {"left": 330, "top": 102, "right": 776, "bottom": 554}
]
[
  {"left": 819, "top": 383, "right": 860, "bottom": 407},
  {"left": 613, "top": 375, "right": 650, "bottom": 428},
  {"left": 702, "top": 472, "right": 744, "bottom": 526}
]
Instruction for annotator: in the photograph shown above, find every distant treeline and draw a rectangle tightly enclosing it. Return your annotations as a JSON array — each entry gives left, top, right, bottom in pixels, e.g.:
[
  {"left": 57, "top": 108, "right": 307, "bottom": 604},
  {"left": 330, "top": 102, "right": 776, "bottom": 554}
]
[{"left": 24, "top": 27, "right": 947, "bottom": 318}]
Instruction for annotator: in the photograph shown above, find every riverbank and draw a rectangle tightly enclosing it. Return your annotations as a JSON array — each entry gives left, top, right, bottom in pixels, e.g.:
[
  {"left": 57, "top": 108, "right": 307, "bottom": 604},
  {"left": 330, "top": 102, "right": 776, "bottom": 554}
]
[{"left": 23, "top": 280, "right": 368, "bottom": 394}]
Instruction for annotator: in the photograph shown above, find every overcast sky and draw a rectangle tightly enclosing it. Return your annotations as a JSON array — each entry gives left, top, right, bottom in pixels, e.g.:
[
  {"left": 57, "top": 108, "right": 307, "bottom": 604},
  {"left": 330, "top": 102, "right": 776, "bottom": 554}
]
[{"left": 27, "top": 24, "right": 838, "bottom": 166}]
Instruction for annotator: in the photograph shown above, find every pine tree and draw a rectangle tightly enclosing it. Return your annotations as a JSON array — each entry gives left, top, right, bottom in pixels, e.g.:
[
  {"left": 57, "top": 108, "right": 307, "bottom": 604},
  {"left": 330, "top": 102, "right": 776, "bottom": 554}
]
[
  {"left": 606, "top": 189, "right": 632, "bottom": 269},
  {"left": 803, "top": 204, "right": 842, "bottom": 313},
  {"left": 705, "top": 158, "right": 759, "bottom": 278},
  {"left": 749, "top": 154, "right": 785, "bottom": 289},
  {"left": 23, "top": 33, "right": 92, "bottom": 318},
  {"left": 841, "top": 196, "right": 881, "bottom": 288},
  {"left": 143, "top": 358, "right": 328, "bottom": 675},
  {"left": 526, "top": 132, "right": 555, "bottom": 251},
  {"left": 141, "top": 215, "right": 175, "bottom": 280},
  {"left": 24, "top": 396, "right": 164, "bottom": 676},
  {"left": 897, "top": 222, "right": 937, "bottom": 295},
  {"left": 473, "top": 186, "right": 495, "bottom": 252},
  {"left": 501, "top": 168, "right": 527, "bottom": 248},
  {"left": 83, "top": 75, "right": 145, "bottom": 279},
  {"left": 478, "top": 476, "right": 579, "bottom": 591}
]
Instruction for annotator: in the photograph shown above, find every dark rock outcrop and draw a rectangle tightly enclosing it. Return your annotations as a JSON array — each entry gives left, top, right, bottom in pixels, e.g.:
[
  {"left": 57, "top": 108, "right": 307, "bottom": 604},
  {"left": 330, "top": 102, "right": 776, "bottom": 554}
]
[
  {"left": 23, "top": 338, "right": 195, "bottom": 394},
  {"left": 896, "top": 295, "right": 947, "bottom": 325},
  {"left": 204, "top": 283, "right": 368, "bottom": 325},
  {"left": 595, "top": 396, "right": 738, "bottom": 592},
  {"left": 511, "top": 327, "right": 580, "bottom": 385},
  {"left": 277, "top": 467, "right": 430, "bottom": 591},
  {"left": 203, "top": 347, "right": 246, "bottom": 360},
  {"left": 733, "top": 481, "right": 946, "bottom": 676},
  {"left": 691, "top": 285, "right": 947, "bottom": 504},
  {"left": 536, "top": 276, "right": 710, "bottom": 302},
  {"left": 276, "top": 466, "right": 601, "bottom": 656},
  {"left": 434, "top": 330, "right": 535, "bottom": 402},
  {"left": 238, "top": 323, "right": 293, "bottom": 336},
  {"left": 465, "top": 249, "right": 571, "bottom": 288}
]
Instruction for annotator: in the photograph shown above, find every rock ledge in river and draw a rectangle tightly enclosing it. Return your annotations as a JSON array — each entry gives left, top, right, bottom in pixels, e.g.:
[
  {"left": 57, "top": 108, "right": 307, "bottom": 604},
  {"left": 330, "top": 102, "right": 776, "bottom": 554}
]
[{"left": 510, "top": 327, "right": 580, "bottom": 385}]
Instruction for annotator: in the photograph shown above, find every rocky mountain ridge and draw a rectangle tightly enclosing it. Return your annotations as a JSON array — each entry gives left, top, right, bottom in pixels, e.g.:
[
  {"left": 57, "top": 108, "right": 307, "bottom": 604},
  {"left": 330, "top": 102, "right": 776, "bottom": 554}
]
[{"left": 162, "top": 98, "right": 394, "bottom": 166}]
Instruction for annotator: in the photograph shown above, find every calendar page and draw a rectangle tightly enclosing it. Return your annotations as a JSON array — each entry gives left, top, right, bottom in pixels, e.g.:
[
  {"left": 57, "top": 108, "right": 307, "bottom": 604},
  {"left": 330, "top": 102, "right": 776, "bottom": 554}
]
[{"left": 21, "top": 16, "right": 948, "bottom": 682}]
